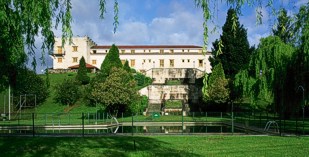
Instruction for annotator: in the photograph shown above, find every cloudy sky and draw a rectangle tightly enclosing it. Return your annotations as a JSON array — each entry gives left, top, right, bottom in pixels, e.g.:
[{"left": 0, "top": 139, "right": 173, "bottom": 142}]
[{"left": 35, "top": 0, "right": 307, "bottom": 73}]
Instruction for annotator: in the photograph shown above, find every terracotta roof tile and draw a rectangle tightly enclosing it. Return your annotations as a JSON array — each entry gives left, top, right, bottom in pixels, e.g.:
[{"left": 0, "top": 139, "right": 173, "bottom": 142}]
[
  {"left": 91, "top": 45, "right": 203, "bottom": 49},
  {"left": 68, "top": 63, "right": 98, "bottom": 69}
]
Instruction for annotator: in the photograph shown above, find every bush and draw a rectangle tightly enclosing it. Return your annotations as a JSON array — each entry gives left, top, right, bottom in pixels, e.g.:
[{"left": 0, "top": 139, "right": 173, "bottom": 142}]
[
  {"left": 129, "top": 95, "right": 148, "bottom": 113},
  {"left": 54, "top": 78, "right": 80, "bottom": 106},
  {"left": 134, "top": 72, "right": 152, "bottom": 89},
  {"left": 164, "top": 100, "right": 182, "bottom": 109},
  {"left": 13, "top": 68, "right": 49, "bottom": 107}
]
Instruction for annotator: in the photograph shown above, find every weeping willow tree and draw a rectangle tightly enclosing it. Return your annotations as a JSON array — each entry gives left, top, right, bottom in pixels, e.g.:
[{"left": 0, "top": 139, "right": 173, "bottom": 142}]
[
  {"left": 234, "top": 36, "right": 295, "bottom": 111},
  {"left": 0, "top": 0, "right": 73, "bottom": 92}
]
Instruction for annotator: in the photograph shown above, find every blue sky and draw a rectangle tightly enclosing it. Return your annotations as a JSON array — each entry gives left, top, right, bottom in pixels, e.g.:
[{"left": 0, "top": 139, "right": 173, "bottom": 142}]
[{"left": 35, "top": 0, "right": 307, "bottom": 73}]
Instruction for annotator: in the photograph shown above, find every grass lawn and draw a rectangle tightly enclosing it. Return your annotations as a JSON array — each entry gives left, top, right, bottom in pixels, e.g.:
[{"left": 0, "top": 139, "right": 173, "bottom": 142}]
[{"left": 0, "top": 135, "right": 308, "bottom": 157}]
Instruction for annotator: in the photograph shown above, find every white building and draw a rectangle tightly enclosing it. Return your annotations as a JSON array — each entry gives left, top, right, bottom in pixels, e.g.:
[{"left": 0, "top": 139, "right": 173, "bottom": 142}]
[{"left": 50, "top": 36, "right": 212, "bottom": 73}]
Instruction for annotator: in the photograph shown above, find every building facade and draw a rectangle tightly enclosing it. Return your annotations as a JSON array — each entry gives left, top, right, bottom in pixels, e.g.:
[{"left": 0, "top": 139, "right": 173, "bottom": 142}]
[{"left": 50, "top": 36, "right": 212, "bottom": 73}]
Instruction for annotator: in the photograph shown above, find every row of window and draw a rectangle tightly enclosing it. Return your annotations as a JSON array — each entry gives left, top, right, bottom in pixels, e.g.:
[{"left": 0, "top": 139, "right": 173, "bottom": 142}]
[
  {"left": 57, "top": 46, "right": 203, "bottom": 54},
  {"left": 57, "top": 58, "right": 204, "bottom": 68},
  {"left": 57, "top": 46, "right": 78, "bottom": 54},
  {"left": 120, "top": 59, "right": 204, "bottom": 68},
  {"left": 92, "top": 49, "right": 203, "bottom": 54}
]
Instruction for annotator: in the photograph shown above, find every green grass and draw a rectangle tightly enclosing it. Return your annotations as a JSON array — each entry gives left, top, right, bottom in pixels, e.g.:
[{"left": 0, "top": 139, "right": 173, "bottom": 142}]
[
  {"left": 165, "top": 100, "right": 182, "bottom": 109},
  {"left": 0, "top": 136, "right": 308, "bottom": 157}
]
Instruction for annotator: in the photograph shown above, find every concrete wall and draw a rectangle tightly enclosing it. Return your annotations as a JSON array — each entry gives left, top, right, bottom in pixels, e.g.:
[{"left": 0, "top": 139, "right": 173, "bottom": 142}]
[
  {"left": 139, "top": 85, "right": 202, "bottom": 104},
  {"left": 145, "top": 68, "right": 205, "bottom": 84}
]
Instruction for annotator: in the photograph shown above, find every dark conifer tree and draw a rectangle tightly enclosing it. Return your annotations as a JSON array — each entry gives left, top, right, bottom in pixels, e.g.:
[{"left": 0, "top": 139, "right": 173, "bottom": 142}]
[
  {"left": 76, "top": 56, "right": 90, "bottom": 85},
  {"left": 99, "top": 44, "right": 123, "bottom": 81},
  {"left": 123, "top": 60, "right": 131, "bottom": 72},
  {"left": 210, "top": 8, "right": 254, "bottom": 79}
]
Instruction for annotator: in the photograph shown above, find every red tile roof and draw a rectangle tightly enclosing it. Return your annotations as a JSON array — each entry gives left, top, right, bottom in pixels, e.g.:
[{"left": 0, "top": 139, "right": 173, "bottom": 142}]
[
  {"left": 68, "top": 63, "right": 98, "bottom": 69},
  {"left": 91, "top": 45, "right": 203, "bottom": 49}
]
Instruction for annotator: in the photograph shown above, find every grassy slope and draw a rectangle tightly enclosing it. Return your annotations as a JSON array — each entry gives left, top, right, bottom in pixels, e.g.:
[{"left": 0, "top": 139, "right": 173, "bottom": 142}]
[
  {"left": 0, "top": 136, "right": 308, "bottom": 157},
  {"left": 37, "top": 73, "right": 97, "bottom": 114}
]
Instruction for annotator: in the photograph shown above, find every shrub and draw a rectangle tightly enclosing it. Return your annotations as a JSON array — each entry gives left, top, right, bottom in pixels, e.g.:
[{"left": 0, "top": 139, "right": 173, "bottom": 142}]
[
  {"left": 54, "top": 78, "right": 80, "bottom": 106},
  {"left": 13, "top": 68, "right": 49, "bottom": 107}
]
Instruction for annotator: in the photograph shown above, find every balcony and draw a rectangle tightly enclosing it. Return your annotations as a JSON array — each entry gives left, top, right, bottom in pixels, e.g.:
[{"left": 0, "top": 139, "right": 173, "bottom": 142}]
[{"left": 50, "top": 51, "right": 65, "bottom": 56}]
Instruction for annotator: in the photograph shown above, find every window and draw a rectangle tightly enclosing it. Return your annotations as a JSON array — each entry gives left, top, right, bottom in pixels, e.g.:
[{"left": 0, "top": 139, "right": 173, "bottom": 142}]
[
  {"left": 121, "top": 60, "right": 126, "bottom": 65},
  {"left": 170, "top": 49, "right": 174, "bottom": 53},
  {"left": 182, "top": 59, "right": 185, "bottom": 63},
  {"left": 121, "top": 50, "right": 125, "bottom": 54},
  {"left": 57, "top": 46, "right": 62, "bottom": 54},
  {"left": 105, "top": 50, "right": 108, "bottom": 53},
  {"left": 131, "top": 50, "right": 135, "bottom": 54},
  {"left": 93, "top": 50, "right": 97, "bottom": 54},
  {"left": 187, "top": 49, "right": 190, "bottom": 52},
  {"left": 160, "top": 49, "right": 164, "bottom": 54},
  {"left": 57, "top": 58, "right": 62, "bottom": 63},
  {"left": 149, "top": 49, "right": 151, "bottom": 53},
  {"left": 72, "top": 46, "right": 78, "bottom": 52},
  {"left": 143, "top": 50, "right": 146, "bottom": 53},
  {"left": 130, "top": 59, "right": 135, "bottom": 67},
  {"left": 73, "top": 57, "right": 78, "bottom": 63},
  {"left": 170, "top": 59, "right": 174, "bottom": 67},
  {"left": 92, "top": 60, "right": 97, "bottom": 65},
  {"left": 148, "top": 59, "right": 151, "bottom": 63},
  {"left": 187, "top": 59, "right": 190, "bottom": 63},
  {"left": 160, "top": 59, "right": 164, "bottom": 67},
  {"left": 199, "top": 59, "right": 203, "bottom": 67},
  {"left": 143, "top": 59, "right": 146, "bottom": 63},
  {"left": 182, "top": 49, "right": 185, "bottom": 53}
]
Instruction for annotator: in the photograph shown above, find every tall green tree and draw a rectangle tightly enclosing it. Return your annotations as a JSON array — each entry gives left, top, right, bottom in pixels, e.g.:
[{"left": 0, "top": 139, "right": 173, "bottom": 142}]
[
  {"left": 54, "top": 78, "right": 80, "bottom": 106},
  {"left": 292, "top": 4, "right": 309, "bottom": 111},
  {"left": 98, "top": 44, "right": 123, "bottom": 81},
  {"left": 210, "top": 8, "right": 254, "bottom": 79},
  {"left": 272, "top": 8, "right": 294, "bottom": 44},
  {"left": 91, "top": 67, "right": 138, "bottom": 116},
  {"left": 234, "top": 36, "right": 295, "bottom": 111},
  {"left": 13, "top": 68, "right": 49, "bottom": 106},
  {"left": 203, "top": 63, "right": 229, "bottom": 103},
  {"left": 76, "top": 56, "right": 90, "bottom": 85},
  {"left": 123, "top": 60, "right": 131, "bottom": 72}
]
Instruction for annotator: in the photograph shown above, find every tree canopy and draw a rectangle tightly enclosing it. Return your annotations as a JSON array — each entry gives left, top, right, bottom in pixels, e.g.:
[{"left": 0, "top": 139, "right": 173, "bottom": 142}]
[
  {"left": 99, "top": 44, "right": 123, "bottom": 81},
  {"left": 91, "top": 67, "right": 138, "bottom": 115},
  {"left": 203, "top": 63, "right": 229, "bottom": 103},
  {"left": 272, "top": 8, "right": 294, "bottom": 44},
  {"left": 210, "top": 8, "right": 253, "bottom": 79},
  {"left": 234, "top": 36, "right": 295, "bottom": 110}
]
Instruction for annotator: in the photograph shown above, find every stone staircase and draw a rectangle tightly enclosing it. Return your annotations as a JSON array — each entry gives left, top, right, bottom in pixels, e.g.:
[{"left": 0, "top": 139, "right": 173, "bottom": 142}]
[{"left": 147, "top": 103, "right": 161, "bottom": 114}]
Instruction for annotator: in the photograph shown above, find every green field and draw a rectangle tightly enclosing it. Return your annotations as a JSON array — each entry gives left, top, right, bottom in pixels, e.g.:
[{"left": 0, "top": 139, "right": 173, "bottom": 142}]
[{"left": 0, "top": 136, "right": 308, "bottom": 157}]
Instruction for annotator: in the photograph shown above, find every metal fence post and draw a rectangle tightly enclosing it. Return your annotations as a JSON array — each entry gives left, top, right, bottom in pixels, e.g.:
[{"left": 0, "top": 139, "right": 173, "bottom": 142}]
[
  {"left": 32, "top": 113, "right": 35, "bottom": 137},
  {"left": 232, "top": 102, "right": 234, "bottom": 134},
  {"left": 182, "top": 109, "right": 184, "bottom": 135},
  {"left": 82, "top": 112, "right": 84, "bottom": 137},
  {"left": 88, "top": 112, "right": 90, "bottom": 124},
  {"left": 131, "top": 113, "right": 134, "bottom": 136}
]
